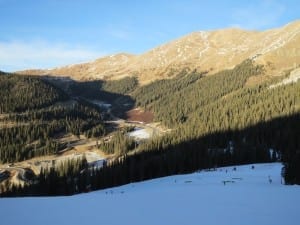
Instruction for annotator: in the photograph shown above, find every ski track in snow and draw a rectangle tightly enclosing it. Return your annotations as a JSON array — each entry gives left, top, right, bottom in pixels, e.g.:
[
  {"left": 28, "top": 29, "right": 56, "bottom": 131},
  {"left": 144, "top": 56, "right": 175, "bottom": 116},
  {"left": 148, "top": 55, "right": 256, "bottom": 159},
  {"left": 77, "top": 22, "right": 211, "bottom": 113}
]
[{"left": 1, "top": 163, "right": 299, "bottom": 225}]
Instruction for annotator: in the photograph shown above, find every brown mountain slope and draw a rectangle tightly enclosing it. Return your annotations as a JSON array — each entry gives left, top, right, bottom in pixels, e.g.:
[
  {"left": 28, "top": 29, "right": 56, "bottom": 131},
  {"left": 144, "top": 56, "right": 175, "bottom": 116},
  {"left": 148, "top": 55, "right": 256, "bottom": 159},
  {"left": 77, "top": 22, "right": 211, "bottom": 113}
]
[{"left": 18, "top": 20, "right": 300, "bottom": 84}]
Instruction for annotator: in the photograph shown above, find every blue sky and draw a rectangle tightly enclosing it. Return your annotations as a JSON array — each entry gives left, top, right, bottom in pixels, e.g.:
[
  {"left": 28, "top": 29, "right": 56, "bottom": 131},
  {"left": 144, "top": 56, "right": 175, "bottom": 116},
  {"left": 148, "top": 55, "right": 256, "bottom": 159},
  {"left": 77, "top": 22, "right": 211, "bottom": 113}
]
[{"left": 0, "top": 0, "right": 299, "bottom": 71}]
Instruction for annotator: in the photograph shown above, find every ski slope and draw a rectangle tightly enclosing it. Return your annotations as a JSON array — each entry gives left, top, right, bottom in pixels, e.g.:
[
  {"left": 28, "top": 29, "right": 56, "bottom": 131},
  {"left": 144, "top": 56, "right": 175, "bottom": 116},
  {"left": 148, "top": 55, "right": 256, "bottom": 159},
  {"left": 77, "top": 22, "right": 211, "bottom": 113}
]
[{"left": 1, "top": 163, "right": 299, "bottom": 225}]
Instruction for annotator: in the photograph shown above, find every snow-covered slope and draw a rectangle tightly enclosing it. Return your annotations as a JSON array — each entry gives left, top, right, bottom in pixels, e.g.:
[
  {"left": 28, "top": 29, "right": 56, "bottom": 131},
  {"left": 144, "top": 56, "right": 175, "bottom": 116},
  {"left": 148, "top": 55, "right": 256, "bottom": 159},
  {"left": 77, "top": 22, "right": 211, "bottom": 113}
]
[
  {"left": 270, "top": 67, "right": 300, "bottom": 88},
  {"left": 1, "top": 163, "right": 299, "bottom": 225}
]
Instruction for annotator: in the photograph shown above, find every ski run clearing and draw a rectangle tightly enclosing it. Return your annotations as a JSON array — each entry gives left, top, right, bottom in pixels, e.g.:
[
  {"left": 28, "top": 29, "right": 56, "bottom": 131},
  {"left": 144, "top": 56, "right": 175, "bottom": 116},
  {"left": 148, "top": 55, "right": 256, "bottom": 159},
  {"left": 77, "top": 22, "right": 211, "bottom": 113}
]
[
  {"left": 1, "top": 163, "right": 299, "bottom": 225},
  {"left": 127, "top": 127, "right": 151, "bottom": 139}
]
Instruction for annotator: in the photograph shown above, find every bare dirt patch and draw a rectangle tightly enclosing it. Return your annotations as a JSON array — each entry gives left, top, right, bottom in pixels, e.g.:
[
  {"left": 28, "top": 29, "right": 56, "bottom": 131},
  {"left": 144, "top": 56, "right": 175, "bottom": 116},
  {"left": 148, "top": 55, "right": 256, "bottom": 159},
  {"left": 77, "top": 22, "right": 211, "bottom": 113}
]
[
  {"left": 125, "top": 108, "right": 154, "bottom": 123},
  {"left": 0, "top": 114, "right": 9, "bottom": 119},
  {"left": 245, "top": 75, "right": 270, "bottom": 87}
]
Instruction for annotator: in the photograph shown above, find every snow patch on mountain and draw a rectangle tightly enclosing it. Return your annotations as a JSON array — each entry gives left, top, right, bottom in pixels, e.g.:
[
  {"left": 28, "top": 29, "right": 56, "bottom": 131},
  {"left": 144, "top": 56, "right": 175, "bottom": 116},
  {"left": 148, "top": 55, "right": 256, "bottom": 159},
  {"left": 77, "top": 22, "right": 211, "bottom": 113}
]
[{"left": 269, "top": 68, "right": 300, "bottom": 88}]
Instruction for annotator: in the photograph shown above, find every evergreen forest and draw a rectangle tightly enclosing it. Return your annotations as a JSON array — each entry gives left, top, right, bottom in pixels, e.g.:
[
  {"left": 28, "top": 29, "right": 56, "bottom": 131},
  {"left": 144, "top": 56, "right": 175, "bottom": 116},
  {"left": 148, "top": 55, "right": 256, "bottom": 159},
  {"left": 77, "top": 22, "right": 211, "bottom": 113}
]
[{"left": 0, "top": 59, "right": 299, "bottom": 196}]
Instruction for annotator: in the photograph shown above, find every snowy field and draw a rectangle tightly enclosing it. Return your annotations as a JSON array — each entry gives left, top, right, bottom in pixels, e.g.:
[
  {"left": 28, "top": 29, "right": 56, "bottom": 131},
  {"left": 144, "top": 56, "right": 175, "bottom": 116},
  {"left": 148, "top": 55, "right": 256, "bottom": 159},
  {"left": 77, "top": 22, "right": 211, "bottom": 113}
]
[
  {"left": 128, "top": 127, "right": 151, "bottom": 139},
  {"left": 1, "top": 163, "right": 300, "bottom": 225}
]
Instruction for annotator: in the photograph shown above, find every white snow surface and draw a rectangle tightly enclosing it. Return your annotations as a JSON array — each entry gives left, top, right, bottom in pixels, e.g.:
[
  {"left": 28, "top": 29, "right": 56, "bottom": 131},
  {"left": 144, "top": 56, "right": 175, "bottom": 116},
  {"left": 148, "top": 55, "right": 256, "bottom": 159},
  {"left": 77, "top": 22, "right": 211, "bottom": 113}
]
[
  {"left": 1, "top": 163, "right": 300, "bottom": 225},
  {"left": 269, "top": 68, "right": 300, "bottom": 89},
  {"left": 127, "top": 128, "right": 151, "bottom": 139}
]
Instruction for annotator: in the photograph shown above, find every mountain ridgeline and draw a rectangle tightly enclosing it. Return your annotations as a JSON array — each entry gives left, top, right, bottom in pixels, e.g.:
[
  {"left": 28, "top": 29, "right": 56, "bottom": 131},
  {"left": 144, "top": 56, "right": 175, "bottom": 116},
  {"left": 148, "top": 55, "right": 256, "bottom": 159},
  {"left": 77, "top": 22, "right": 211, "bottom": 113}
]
[
  {"left": 0, "top": 73, "right": 67, "bottom": 113},
  {"left": 17, "top": 20, "right": 300, "bottom": 85},
  {"left": 68, "top": 76, "right": 138, "bottom": 99},
  {"left": 1, "top": 57, "right": 300, "bottom": 196}
]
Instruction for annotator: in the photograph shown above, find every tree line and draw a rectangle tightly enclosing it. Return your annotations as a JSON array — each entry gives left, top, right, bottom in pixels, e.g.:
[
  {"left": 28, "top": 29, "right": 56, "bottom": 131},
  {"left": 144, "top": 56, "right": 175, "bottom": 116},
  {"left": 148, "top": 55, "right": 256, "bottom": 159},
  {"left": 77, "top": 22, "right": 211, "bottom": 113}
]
[{"left": 2, "top": 112, "right": 297, "bottom": 197}]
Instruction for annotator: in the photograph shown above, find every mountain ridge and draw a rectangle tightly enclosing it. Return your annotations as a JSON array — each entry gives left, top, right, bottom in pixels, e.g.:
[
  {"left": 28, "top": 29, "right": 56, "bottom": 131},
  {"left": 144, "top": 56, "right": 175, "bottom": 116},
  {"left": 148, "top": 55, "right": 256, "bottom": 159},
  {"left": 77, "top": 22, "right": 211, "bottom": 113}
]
[{"left": 17, "top": 20, "right": 300, "bottom": 84}]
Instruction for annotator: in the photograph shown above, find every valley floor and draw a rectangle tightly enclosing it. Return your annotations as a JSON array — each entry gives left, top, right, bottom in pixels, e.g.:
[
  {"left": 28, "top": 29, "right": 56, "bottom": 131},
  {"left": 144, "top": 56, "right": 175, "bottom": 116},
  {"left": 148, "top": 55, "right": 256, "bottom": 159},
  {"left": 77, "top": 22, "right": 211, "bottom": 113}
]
[{"left": 1, "top": 163, "right": 299, "bottom": 225}]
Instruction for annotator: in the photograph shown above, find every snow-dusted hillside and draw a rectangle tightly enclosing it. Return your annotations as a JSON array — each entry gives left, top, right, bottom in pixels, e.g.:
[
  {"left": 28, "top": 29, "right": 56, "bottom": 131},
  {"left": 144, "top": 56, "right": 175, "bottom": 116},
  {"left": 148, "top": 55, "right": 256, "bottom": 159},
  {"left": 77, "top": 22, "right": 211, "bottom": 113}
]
[
  {"left": 1, "top": 163, "right": 299, "bottom": 225},
  {"left": 18, "top": 20, "right": 300, "bottom": 84}
]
